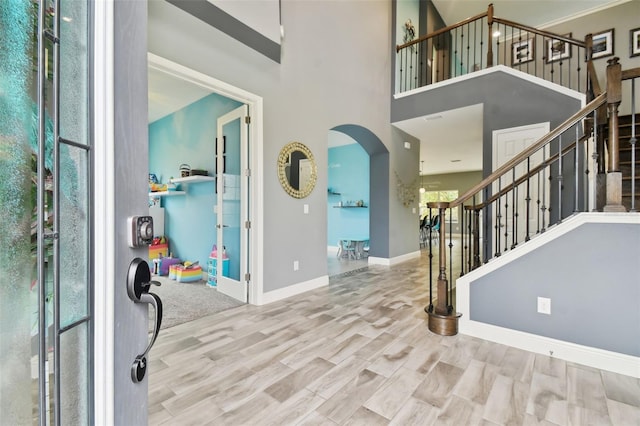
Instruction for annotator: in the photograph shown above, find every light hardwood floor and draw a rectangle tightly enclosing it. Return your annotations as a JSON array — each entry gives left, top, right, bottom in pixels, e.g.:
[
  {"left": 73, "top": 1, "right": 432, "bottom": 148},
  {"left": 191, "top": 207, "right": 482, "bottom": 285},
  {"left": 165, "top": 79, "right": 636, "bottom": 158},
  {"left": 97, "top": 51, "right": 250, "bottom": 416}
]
[{"left": 149, "top": 250, "right": 640, "bottom": 425}]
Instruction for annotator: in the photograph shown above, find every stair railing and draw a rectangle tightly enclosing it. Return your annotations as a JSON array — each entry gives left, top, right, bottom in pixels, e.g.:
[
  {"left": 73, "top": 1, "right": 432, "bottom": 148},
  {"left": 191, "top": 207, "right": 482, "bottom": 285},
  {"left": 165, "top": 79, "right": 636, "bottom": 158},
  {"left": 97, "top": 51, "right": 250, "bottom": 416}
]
[
  {"left": 620, "top": 66, "right": 640, "bottom": 211},
  {"left": 424, "top": 60, "right": 639, "bottom": 335},
  {"left": 396, "top": 3, "right": 592, "bottom": 95},
  {"left": 425, "top": 91, "right": 608, "bottom": 334}
]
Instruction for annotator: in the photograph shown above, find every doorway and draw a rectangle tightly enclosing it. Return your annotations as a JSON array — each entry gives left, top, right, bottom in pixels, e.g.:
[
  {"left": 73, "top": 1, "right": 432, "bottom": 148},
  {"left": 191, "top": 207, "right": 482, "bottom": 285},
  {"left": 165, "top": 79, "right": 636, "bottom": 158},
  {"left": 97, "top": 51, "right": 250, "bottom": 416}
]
[{"left": 147, "top": 55, "right": 262, "bottom": 316}]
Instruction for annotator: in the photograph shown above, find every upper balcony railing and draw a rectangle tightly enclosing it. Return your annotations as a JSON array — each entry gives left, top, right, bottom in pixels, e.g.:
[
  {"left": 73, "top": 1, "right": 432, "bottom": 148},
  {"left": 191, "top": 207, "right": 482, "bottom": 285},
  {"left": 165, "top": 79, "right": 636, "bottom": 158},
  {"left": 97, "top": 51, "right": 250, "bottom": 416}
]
[{"left": 396, "top": 4, "right": 593, "bottom": 96}]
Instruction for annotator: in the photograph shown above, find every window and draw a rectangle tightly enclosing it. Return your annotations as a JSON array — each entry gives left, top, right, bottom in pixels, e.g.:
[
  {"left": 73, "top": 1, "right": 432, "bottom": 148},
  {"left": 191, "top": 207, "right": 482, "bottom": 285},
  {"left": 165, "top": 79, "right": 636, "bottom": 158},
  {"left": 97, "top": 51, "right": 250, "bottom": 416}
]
[{"left": 420, "top": 190, "right": 459, "bottom": 223}]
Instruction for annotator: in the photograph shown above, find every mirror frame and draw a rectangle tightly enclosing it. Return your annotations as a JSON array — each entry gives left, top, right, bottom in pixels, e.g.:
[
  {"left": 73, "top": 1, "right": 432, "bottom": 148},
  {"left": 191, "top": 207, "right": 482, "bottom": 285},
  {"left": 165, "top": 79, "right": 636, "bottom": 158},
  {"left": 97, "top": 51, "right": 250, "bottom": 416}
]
[{"left": 277, "top": 141, "right": 317, "bottom": 199}]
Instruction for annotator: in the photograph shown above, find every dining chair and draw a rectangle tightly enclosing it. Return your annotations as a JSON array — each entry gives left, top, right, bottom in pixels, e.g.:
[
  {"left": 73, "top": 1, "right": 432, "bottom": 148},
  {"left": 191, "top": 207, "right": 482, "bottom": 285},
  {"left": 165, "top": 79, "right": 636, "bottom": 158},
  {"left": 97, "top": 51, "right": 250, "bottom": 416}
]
[{"left": 339, "top": 239, "right": 357, "bottom": 260}]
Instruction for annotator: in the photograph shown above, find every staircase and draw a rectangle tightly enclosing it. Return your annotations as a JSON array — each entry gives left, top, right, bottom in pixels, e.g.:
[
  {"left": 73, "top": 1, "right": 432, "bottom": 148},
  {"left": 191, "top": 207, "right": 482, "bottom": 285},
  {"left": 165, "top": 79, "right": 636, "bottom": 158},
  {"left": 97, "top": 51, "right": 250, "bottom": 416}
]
[{"left": 619, "top": 114, "right": 640, "bottom": 211}]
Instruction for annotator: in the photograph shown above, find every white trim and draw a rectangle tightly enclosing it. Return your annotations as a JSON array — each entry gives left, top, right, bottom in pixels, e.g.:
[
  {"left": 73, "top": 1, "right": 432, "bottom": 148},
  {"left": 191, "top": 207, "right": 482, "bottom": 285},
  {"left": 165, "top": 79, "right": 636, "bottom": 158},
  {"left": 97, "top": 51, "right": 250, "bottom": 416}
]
[
  {"left": 459, "top": 320, "right": 640, "bottom": 379},
  {"left": 147, "top": 54, "right": 264, "bottom": 306},
  {"left": 93, "top": 2, "right": 115, "bottom": 424},
  {"left": 368, "top": 250, "right": 420, "bottom": 266},
  {"left": 259, "top": 276, "right": 329, "bottom": 305},
  {"left": 394, "top": 65, "right": 585, "bottom": 105},
  {"left": 457, "top": 212, "right": 640, "bottom": 378},
  {"left": 538, "top": 0, "right": 632, "bottom": 30}
]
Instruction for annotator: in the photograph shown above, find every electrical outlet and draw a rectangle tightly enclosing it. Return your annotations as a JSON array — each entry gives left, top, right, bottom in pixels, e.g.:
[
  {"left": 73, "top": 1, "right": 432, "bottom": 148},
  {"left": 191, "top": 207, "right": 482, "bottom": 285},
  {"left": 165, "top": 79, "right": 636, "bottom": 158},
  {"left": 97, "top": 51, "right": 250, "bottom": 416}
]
[
  {"left": 537, "top": 297, "right": 551, "bottom": 315},
  {"left": 293, "top": 261, "right": 299, "bottom": 271}
]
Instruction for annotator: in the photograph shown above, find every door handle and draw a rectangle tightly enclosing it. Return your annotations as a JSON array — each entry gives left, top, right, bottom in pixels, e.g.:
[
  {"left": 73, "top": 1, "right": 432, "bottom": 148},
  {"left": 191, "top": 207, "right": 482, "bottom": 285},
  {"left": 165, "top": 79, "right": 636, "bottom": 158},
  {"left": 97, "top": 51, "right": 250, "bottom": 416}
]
[{"left": 127, "top": 257, "right": 163, "bottom": 383}]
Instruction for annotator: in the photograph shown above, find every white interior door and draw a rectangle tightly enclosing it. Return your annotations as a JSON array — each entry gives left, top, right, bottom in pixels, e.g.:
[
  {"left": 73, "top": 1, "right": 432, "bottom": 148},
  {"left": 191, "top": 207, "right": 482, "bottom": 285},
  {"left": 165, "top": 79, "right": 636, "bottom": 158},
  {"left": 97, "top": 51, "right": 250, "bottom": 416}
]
[
  {"left": 492, "top": 123, "right": 550, "bottom": 249},
  {"left": 216, "top": 105, "right": 250, "bottom": 302}
]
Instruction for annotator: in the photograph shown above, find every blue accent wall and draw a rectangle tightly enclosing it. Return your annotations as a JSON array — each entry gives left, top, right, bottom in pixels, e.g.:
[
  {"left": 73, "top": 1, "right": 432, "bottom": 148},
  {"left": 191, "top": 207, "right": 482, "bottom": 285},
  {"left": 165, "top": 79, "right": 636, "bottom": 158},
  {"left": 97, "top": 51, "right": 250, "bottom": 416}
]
[
  {"left": 149, "top": 93, "right": 242, "bottom": 272},
  {"left": 327, "top": 143, "right": 370, "bottom": 246}
]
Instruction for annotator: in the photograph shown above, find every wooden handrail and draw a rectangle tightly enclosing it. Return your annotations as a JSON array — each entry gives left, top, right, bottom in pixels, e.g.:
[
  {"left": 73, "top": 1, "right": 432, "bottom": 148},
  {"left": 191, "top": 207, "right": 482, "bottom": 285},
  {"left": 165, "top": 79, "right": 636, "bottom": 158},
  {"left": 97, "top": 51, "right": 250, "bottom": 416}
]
[
  {"left": 622, "top": 67, "right": 640, "bottom": 80},
  {"left": 492, "top": 17, "right": 586, "bottom": 48},
  {"left": 588, "top": 61, "right": 602, "bottom": 96},
  {"left": 468, "top": 134, "right": 591, "bottom": 210},
  {"left": 396, "top": 9, "right": 489, "bottom": 52},
  {"left": 451, "top": 92, "right": 607, "bottom": 208}
]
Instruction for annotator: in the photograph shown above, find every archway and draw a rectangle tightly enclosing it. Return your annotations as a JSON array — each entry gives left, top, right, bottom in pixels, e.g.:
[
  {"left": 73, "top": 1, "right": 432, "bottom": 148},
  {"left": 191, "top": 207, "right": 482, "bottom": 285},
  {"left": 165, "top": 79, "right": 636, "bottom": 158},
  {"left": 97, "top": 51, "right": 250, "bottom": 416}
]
[{"left": 329, "top": 124, "right": 390, "bottom": 260}]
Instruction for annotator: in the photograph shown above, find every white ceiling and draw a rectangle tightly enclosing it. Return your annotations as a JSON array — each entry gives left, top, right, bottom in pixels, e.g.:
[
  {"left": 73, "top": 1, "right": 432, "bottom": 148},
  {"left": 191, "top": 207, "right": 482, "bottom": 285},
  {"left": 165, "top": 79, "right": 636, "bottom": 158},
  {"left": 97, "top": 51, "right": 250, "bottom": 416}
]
[
  {"left": 431, "top": 0, "right": 625, "bottom": 29},
  {"left": 393, "top": 104, "right": 484, "bottom": 175},
  {"left": 148, "top": 67, "right": 213, "bottom": 123}
]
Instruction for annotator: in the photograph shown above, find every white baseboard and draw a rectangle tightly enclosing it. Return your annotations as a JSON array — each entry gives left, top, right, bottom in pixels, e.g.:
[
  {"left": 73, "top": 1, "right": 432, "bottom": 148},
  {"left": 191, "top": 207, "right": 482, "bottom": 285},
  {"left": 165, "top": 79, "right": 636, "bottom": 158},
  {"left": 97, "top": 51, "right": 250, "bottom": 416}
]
[
  {"left": 459, "top": 319, "right": 640, "bottom": 378},
  {"left": 368, "top": 250, "right": 420, "bottom": 266},
  {"left": 456, "top": 213, "right": 640, "bottom": 378},
  {"left": 259, "top": 275, "right": 329, "bottom": 305}
]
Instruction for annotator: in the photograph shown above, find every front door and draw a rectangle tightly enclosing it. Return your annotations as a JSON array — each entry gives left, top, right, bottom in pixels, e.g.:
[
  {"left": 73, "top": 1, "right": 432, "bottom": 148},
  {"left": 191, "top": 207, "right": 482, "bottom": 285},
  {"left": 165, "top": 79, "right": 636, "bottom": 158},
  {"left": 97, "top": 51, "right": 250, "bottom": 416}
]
[{"left": 215, "top": 105, "right": 250, "bottom": 303}]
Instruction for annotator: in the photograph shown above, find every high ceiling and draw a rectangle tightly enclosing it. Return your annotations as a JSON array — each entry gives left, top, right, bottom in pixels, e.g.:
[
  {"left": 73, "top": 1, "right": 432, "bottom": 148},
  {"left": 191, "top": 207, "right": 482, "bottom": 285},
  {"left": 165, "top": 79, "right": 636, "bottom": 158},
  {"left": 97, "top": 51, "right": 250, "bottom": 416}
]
[
  {"left": 148, "top": 1, "right": 627, "bottom": 174},
  {"left": 431, "top": 0, "right": 624, "bottom": 30},
  {"left": 399, "top": 0, "right": 626, "bottom": 176}
]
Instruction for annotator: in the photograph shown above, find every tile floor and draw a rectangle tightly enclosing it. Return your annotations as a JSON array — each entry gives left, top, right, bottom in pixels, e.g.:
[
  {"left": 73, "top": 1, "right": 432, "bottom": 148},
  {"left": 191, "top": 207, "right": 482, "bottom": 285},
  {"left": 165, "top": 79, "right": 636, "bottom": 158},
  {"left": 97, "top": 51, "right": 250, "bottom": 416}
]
[{"left": 149, "top": 249, "right": 640, "bottom": 425}]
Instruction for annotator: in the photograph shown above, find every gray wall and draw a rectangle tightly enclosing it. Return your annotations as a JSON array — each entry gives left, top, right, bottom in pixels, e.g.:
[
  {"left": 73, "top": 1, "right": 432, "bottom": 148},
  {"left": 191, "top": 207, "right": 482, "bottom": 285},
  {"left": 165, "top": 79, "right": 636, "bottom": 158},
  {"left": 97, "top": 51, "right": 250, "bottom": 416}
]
[
  {"left": 469, "top": 222, "right": 640, "bottom": 357},
  {"left": 543, "top": 0, "right": 640, "bottom": 115},
  {"left": 149, "top": 1, "right": 420, "bottom": 292}
]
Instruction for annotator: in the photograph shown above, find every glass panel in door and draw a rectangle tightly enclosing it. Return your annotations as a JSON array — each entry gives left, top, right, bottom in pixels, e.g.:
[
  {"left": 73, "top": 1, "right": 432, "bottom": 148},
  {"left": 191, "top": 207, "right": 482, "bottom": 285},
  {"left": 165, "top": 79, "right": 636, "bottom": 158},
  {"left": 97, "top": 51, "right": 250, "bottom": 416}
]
[
  {"left": 216, "top": 105, "right": 249, "bottom": 302},
  {"left": 0, "top": 1, "right": 93, "bottom": 424},
  {"left": 0, "top": 3, "right": 38, "bottom": 424}
]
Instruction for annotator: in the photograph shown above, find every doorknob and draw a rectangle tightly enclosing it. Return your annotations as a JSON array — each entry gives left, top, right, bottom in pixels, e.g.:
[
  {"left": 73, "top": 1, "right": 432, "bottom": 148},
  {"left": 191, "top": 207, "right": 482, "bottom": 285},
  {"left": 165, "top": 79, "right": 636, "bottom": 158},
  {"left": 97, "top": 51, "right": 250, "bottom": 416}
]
[{"left": 127, "top": 258, "right": 163, "bottom": 383}]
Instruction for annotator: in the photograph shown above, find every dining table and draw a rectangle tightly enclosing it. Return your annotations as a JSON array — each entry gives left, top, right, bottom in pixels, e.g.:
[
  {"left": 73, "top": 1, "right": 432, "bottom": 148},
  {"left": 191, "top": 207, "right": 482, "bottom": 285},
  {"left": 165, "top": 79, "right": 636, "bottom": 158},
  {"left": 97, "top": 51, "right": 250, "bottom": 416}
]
[{"left": 341, "top": 237, "right": 369, "bottom": 259}]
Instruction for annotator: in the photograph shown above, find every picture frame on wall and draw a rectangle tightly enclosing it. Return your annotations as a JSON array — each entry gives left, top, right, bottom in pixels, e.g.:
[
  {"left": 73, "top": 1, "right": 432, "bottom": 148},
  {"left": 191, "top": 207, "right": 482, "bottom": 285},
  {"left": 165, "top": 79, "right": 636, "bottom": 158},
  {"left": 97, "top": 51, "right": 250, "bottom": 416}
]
[
  {"left": 631, "top": 27, "right": 640, "bottom": 58},
  {"left": 546, "top": 33, "right": 572, "bottom": 63},
  {"left": 592, "top": 28, "right": 614, "bottom": 59},
  {"left": 512, "top": 38, "right": 534, "bottom": 65}
]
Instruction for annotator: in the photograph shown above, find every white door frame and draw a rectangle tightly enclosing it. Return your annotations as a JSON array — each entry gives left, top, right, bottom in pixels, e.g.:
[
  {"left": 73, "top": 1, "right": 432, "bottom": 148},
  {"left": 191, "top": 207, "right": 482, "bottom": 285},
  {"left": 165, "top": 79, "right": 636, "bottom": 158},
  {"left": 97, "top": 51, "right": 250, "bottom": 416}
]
[{"left": 144, "top": 54, "right": 264, "bottom": 306}]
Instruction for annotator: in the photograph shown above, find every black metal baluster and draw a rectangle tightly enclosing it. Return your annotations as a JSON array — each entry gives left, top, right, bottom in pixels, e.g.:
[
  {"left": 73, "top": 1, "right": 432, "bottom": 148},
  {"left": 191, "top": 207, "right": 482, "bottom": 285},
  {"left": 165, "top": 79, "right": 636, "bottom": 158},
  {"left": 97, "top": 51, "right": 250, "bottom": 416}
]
[
  {"left": 504, "top": 179, "right": 509, "bottom": 252},
  {"left": 558, "top": 135, "right": 564, "bottom": 222},
  {"left": 574, "top": 124, "right": 580, "bottom": 212},
  {"left": 536, "top": 169, "right": 541, "bottom": 234},
  {"left": 541, "top": 148, "right": 548, "bottom": 232},
  {"left": 483, "top": 188, "right": 490, "bottom": 263},
  {"left": 428, "top": 208, "right": 433, "bottom": 313},
  {"left": 512, "top": 167, "right": 518, "bottom": 249},
  {"left": 448, "top": 209, "right": 453, "bottom": 312},
  {"left": 495, "top": 177, "right": 502, "bottom": 257},
  {"left": 525, "top": 157, "right": 531, "bottom": 241}
]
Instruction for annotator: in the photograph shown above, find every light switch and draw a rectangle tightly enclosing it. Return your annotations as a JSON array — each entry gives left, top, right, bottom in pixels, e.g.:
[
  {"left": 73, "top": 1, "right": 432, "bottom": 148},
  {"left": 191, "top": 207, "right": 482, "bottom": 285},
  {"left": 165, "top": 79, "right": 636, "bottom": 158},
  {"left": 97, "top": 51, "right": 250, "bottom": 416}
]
[{"left": 304, "top": 204, "right": 309, "bottom": 214}]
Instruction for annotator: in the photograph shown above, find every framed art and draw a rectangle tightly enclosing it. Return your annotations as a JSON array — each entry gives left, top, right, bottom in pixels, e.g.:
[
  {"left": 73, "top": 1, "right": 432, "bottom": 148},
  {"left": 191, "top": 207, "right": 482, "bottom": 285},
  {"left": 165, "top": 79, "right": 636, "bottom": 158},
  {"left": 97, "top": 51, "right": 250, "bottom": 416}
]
[
  {"left": 592, "top": 28, "right": 614, "bottom": 59},
  {"left": 546, "top": 33, "right": 572, "bottom": 63},
  {"left": 631, "top": 27, "right": 640, "bottom": 58},
  {"left": 512, "top": 38, "right": 534, "bottom": 65}
]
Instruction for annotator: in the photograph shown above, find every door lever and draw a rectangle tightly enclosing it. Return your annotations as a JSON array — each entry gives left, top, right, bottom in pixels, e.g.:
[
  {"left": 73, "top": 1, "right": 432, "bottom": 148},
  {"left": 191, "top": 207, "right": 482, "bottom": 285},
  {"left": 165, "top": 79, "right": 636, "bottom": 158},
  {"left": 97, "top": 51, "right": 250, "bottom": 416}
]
[{"left": 127, "top": 258, "right": 163, "bottom": 383}]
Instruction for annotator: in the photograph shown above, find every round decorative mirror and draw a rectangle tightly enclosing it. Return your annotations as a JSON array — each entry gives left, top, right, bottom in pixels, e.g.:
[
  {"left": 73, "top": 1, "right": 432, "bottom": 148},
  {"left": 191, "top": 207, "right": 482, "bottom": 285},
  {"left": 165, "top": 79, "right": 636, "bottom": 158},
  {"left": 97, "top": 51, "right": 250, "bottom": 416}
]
[{"left": 277, "top": 142, "right": 317, "bottom": 199}]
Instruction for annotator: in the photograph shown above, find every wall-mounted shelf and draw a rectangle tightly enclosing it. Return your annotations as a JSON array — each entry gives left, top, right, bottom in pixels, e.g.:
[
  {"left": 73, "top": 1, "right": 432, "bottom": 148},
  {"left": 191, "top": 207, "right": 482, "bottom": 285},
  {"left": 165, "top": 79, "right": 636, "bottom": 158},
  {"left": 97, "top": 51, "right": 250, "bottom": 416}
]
[
  {"left": 171, "top": 175, "right": 214, "bottom": 184},
  {"left": 328, "top": 191, "right": 341, "bottom": 195},
  {"left": 149, "top": 191, "right": 186, "bottom": 197},
  {"left": 334, "top": 205, "right": 367, "bottom": 208}
]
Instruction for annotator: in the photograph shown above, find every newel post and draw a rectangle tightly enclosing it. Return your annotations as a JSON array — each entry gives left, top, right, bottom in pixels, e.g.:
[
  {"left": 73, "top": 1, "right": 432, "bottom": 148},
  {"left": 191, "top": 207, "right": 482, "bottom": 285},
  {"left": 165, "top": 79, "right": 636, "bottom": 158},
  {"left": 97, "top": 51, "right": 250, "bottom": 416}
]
[
  {"left": 604, "top": 57, "right": 627, "bottom": 212},
  {"left": 486, "top": 3, "right": 494, "bottom": 68},
  {"left": 425, "top": 202, "right": 461, "bottom": 336}
]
